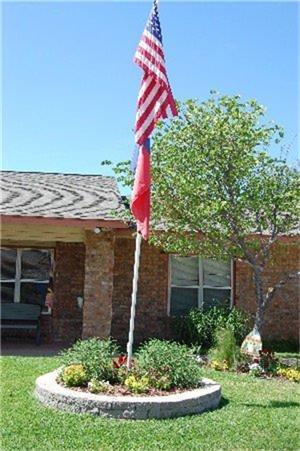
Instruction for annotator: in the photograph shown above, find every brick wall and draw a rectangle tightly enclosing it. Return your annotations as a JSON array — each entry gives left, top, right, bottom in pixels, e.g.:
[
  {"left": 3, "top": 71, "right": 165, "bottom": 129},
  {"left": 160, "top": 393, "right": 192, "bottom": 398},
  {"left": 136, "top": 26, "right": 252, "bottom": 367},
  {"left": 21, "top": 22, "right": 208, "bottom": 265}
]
[
  {"left": 235, "top": 236, "right": 299, "bottom": 344},
  {"left": 51, "top": 242, "right": 85, "bottom": 344},
  {"left": 111, "top": 237, "right": 171, "bottom": 346},
  {"left": 42, "top": 234, "right": 299, "bottom": 346},
  {"left": 111, "top": 235, "right": 299, "bottom": 347},
  {"left": 82, "top": 231, "right": 115, "bottom": 339}
]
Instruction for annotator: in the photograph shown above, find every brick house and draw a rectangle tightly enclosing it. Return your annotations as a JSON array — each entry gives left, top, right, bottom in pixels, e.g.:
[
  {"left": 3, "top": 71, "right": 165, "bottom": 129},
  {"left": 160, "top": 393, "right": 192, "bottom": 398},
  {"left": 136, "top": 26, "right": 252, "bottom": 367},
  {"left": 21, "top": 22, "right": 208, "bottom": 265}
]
[{"left": 1, "top": 171, "right": 299, "bottom": 346}]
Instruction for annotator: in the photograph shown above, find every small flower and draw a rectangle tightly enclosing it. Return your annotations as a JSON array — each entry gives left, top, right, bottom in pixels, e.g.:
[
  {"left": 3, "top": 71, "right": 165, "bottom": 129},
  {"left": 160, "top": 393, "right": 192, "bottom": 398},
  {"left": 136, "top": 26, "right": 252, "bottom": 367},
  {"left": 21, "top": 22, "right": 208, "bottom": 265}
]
[
  {"left": 113, "top": 354, "right": 127, "bottom": 369},
  {"left": 249, "top": 363, "right": 261, "bottom": 371}
]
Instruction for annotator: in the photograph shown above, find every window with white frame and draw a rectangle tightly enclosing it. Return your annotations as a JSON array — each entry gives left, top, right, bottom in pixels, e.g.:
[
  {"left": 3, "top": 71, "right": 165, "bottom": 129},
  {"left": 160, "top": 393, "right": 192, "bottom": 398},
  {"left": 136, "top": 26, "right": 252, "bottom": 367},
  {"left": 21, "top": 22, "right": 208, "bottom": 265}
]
[
  {"left": 0, "top": 248, "right": 54, "bottom": 314},
  {"left": 169, "top": 256, "right": 232, "bottom": 316}
]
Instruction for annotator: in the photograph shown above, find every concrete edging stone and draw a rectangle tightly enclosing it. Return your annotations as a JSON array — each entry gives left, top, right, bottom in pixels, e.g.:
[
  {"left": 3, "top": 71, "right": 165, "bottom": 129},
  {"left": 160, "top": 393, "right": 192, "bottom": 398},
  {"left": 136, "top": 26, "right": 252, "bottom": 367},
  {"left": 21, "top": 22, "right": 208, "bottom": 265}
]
[{"left": 35, "top": 369, "right": 221, "bottom": 420}]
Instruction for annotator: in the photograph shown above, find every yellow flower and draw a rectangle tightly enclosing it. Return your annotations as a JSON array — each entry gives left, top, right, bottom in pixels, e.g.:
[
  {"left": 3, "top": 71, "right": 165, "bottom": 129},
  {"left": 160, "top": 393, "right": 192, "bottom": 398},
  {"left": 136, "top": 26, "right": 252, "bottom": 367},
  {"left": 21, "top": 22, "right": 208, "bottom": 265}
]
[
  {"left": 277, "top": 367, "right": 300, "bottom": 382},
  {"left": 211, "top": 360, "right": 229, "bottom": 371}
]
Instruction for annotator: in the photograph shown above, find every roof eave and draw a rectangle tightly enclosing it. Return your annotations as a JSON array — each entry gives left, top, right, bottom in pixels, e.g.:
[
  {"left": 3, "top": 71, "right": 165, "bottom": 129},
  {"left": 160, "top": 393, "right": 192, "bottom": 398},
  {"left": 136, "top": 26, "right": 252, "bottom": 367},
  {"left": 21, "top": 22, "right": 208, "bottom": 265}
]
[{"left": 0, "top": 214, "right": 129, "bottom": 230}]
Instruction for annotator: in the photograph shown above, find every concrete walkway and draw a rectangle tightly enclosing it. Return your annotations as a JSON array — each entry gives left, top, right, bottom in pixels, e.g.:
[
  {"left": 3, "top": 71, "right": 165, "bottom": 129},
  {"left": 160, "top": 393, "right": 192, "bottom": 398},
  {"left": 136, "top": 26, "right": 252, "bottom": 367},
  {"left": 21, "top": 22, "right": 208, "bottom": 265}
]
[{"left": 1, "top": 340, "right": 67, "bottom": 357}]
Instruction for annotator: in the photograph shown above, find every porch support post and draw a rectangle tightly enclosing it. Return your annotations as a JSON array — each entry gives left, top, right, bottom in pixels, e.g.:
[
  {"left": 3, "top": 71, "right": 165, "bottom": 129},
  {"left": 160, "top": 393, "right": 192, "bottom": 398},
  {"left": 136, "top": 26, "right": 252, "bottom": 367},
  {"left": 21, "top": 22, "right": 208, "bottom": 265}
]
[{"left": 82, "top": 230, "right": 115, "bottom": 339}]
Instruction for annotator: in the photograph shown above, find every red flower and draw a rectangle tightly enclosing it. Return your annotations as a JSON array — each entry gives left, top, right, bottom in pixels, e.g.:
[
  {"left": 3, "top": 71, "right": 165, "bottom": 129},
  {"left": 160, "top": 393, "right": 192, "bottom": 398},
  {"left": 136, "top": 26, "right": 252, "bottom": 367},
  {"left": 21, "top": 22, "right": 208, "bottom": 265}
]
[{"left": 113, "top": 355, "right": 127, "bottom": 369}]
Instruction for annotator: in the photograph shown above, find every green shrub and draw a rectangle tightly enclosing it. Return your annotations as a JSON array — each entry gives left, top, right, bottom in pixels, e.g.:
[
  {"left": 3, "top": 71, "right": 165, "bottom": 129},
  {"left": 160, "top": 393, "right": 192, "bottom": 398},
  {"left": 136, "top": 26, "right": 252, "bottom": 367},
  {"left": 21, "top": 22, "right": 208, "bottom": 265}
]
[
  {"left": 136, "top": 339, "right": 202, "bottom": 389},
  {"left": 60, "top": 338, "right": 119, "bottom": 383},
  {"left": 173, "top": 306, "right": 250, "bottom": 350},
  {"left": 208, "top": 327, "right": 240, "bottom": 370},
  {"left": 88, "top": 379, "right": 113, "bottom": 394},
  {"left": 124, "top": 375, "right": 150, "bottom": 394},
  {"left": 61, "top": 364, "right": 89, "bottom": 387},
  {"left": 258, "top": 349, "right": 278, "bottom": 375}
]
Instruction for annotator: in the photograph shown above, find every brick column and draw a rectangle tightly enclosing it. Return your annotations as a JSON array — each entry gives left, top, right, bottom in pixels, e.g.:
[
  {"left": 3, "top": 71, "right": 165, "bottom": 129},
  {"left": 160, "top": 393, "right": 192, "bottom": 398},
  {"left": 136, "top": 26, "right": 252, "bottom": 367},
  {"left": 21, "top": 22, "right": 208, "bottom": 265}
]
[
  {"left": 82, "top": 231, "right": 115, "bottom": 339},
  {"left": 53, "top": 242, "right": 85, "bottom": 344}
]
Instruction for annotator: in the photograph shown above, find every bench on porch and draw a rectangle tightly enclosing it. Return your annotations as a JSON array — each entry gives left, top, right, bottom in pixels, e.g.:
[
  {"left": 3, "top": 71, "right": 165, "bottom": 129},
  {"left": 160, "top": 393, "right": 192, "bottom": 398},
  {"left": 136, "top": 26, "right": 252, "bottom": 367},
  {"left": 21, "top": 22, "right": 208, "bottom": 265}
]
[{"left": 1, "top": 303, "right": 42, "bottom": 345}]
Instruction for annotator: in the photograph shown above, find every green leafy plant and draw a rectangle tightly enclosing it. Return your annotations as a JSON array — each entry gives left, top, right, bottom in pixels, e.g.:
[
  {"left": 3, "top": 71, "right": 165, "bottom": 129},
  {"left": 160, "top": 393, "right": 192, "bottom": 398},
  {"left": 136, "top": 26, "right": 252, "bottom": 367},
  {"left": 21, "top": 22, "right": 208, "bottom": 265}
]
[
  {"left": 249, "top": 362, "right": 264, "bottom": 377},
  {"left": 60, "top": 338, "right": 120, "bottom": 383},
  {"left": 173, "top": 306, "right": 250, "bottom": 350},
  {"left": 136, "top": 339, "right": 202, "bottom": 389},
  {"left": 124, "top": 375, "right": 150, "bottom": 394},
  {"left": 208, "top": 327, "right": 240, "bottom": 370},
  {"left": 243, "top": 349, "right": 279, "bottom": 378},
  {"left": 88, "top": 379, "right": 113, "bottom": 394},
  {"left": 61, "top": 364, "right": 89, "bottom": 387},
  {"left": 258, "top": 349, "right": 278, "bottom": 375}
]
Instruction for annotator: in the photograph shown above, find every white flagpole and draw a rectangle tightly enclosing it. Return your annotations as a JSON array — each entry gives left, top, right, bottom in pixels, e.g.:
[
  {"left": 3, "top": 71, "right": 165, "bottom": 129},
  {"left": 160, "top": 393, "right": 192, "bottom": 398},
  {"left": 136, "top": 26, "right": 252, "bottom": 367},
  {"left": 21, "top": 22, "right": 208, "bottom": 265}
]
[{"left": 127, "top": 232, "right": 142, "bottom": 369}]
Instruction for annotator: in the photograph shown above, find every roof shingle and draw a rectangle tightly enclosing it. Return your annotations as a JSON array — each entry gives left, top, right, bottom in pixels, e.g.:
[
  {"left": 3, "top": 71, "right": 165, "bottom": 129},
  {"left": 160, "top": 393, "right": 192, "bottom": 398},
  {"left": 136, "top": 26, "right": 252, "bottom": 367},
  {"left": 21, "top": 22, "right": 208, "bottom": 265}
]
[{"left": 0, "top": 171, "right": 124, "bottom": 220}]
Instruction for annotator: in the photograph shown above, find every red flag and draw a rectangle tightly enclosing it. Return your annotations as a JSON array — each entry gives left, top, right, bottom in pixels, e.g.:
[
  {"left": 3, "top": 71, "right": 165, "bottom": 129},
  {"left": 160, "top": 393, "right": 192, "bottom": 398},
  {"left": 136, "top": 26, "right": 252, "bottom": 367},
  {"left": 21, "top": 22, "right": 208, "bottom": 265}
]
[{"left": 131, "top": 140, "right": 151, "bottom": 239}]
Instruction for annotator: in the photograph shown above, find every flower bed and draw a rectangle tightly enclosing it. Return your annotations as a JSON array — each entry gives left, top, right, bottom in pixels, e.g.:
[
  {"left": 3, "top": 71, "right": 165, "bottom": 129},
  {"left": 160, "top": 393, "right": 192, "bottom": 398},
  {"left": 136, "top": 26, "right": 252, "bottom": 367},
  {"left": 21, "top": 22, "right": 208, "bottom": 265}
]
[
  {"left": 56, "top": 338, "right": 204, "bottom": 395},
  {"left": 35, "top": 338, "right": 222, "bottom": 419},
  {"left": 35, "top": 370, "right": 221, "bottom": 420},
  {"left": 206, "top": 346, "right": 300, "bottom": 382},
  {"left": 193, "top": 326, "right": 300, "bottom": 383}
]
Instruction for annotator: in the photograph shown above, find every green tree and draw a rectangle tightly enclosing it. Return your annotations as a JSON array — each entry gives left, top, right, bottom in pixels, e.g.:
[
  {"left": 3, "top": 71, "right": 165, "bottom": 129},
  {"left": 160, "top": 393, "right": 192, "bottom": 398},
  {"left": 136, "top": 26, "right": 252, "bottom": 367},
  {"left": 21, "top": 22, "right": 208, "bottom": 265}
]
[{"left": 104, "top": 93, "right": 299, "bottom": 335}]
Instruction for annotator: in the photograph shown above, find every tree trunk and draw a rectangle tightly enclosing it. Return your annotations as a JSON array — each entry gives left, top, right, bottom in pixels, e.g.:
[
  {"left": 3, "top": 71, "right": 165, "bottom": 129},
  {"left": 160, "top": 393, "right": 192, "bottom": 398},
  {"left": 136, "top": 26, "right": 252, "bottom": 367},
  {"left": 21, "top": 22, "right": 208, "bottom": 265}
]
[{"left": 252, "top": 266, "right": 266, "bottom": 335}]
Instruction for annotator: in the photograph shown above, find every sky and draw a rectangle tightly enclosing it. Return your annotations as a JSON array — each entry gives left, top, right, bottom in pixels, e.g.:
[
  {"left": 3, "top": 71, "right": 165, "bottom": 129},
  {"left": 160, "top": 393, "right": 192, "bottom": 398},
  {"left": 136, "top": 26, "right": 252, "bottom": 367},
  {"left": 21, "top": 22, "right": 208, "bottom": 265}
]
[{"left": 2, "top": 1, "right": 299, "bottom": 180}]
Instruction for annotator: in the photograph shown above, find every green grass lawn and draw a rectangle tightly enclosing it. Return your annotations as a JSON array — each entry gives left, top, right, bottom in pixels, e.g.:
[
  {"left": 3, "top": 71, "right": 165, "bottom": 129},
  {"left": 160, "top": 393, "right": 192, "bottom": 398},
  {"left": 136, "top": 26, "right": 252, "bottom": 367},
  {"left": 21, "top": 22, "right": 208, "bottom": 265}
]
[{"left": 1, "top": 356, "right": 299, "bottom": 451}]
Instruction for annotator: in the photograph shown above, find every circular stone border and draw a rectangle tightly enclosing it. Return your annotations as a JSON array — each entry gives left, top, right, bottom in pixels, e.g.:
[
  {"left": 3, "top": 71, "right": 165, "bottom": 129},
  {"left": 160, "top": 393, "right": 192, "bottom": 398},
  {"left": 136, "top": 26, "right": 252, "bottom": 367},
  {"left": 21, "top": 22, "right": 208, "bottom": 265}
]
[{"left": 35, "top": 370, "right": 221, "bottom": 420}]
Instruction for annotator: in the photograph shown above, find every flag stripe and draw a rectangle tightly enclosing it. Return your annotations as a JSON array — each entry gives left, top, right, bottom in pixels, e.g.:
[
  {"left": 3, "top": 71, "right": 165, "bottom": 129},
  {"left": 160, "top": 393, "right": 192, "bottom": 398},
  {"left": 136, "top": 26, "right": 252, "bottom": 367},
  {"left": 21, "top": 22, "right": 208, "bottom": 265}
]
[
  {"left": 136, "top": 83, "right": 160, "bottom": 122},
  {"left": 137, "top": 79, "right": 157, "bottom": 111},
  {"left": 138, "top": 40, "right": 166, "bottom": 68},
  {"left": 136, "top": 47, "right": 168, "bottom": 80},
  {"left": 137, "top": 75, "right": 153, "bottom": 102},
  {"left": 134, "top": 52, "right": 169, "bottom": 86},
  {"left": 135, "top": 89, "right": 168, "bottom": 145},
  {"left": 143, "top": 29, "right": 164, "bottom": 54},
  {"left": 136, "top": 83, "right": 162, "bottom": 127}
]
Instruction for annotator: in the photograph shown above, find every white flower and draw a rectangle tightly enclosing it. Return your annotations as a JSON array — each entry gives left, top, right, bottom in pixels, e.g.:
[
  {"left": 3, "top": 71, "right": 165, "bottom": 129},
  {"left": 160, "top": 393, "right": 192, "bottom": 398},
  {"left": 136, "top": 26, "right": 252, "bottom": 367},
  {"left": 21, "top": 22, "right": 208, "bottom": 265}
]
[{"left": 249, "top": 363, "right": 261, "bottom": 371}]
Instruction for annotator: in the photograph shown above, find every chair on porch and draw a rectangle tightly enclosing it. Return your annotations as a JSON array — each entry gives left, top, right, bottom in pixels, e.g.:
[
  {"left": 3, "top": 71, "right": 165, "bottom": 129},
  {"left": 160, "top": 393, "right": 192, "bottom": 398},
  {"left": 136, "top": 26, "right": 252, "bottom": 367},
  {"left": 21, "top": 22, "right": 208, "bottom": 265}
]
[{"left": 1, "top": 283, "right": 49, "bottom": 345}]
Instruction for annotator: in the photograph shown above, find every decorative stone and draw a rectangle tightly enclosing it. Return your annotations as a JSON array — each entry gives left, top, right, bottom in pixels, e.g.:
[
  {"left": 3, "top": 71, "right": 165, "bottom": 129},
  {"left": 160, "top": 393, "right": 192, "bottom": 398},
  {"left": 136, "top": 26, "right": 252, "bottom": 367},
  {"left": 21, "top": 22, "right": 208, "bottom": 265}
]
[
  {"left": 35, "top": 370, "right": 221, "bottom": 420},
  {"left": 241, "top": 327, "right": 262, "bottom": 356}
]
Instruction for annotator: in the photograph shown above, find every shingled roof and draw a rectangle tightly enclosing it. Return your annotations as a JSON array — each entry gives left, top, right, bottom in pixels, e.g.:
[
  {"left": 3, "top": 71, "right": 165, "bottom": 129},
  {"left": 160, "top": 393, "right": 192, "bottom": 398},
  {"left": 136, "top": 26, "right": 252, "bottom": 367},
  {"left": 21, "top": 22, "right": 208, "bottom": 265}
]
[{"left": 0, "top": 171, "right": 125, "bottom": 221}]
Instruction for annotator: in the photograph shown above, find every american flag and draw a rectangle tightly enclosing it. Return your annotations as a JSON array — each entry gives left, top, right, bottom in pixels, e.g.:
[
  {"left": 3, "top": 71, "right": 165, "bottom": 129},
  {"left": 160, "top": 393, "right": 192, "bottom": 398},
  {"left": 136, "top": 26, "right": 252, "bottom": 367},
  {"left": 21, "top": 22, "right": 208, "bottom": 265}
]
[
  {"left": 131, "top": 0, "right": 177, "bottom": 240},
  {"left": 134, "top": 0, "right": 177, "bottom": 146}
]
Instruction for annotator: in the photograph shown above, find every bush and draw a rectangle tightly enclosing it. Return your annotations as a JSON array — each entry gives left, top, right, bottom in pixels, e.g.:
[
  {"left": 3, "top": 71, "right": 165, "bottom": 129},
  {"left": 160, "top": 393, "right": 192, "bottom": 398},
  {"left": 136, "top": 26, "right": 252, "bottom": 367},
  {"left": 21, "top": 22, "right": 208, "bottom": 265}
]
[
  {"left": 136, "top": 339, "right": 202, "bottom": 389},
  {"left": 60, "top": 338, "right": 119, "bottom": 383},
  {"left": 124, "top": 375, "right": 150, "bottom": 394},
  {"left": 258, "top": 349, "right": 278, "bottom": 375},
  {"left": 173, "top": 306, "right": 250, "bottom": 350},
  {"left": 208, "top": 327, "right": 240, "bottom": 370},
  {"left": 88, "top": 379, "right": 113, "bottom": 394},
  {"left": 61, "top": 364, "right": 89, "bottom": 387}
]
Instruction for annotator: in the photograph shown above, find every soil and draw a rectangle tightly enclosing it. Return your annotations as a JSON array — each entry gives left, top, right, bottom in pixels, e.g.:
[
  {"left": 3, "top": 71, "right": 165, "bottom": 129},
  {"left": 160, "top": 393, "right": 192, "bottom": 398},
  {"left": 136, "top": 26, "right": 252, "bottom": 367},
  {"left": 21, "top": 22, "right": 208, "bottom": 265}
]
[{"left": 57, "top": 379, "right": 204, "bottom": 397}]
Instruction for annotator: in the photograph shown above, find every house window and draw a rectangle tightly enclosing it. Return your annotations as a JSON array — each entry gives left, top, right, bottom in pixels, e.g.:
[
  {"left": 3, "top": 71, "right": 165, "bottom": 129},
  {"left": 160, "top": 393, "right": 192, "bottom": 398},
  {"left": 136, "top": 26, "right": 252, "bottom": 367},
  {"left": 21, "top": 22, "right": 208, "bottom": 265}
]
[
  {"left": 169, "top": 255, "right": 232, "bottom": 316},
  {"left": 0, "top": 248, "right": 54, "bottom": 314}
]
